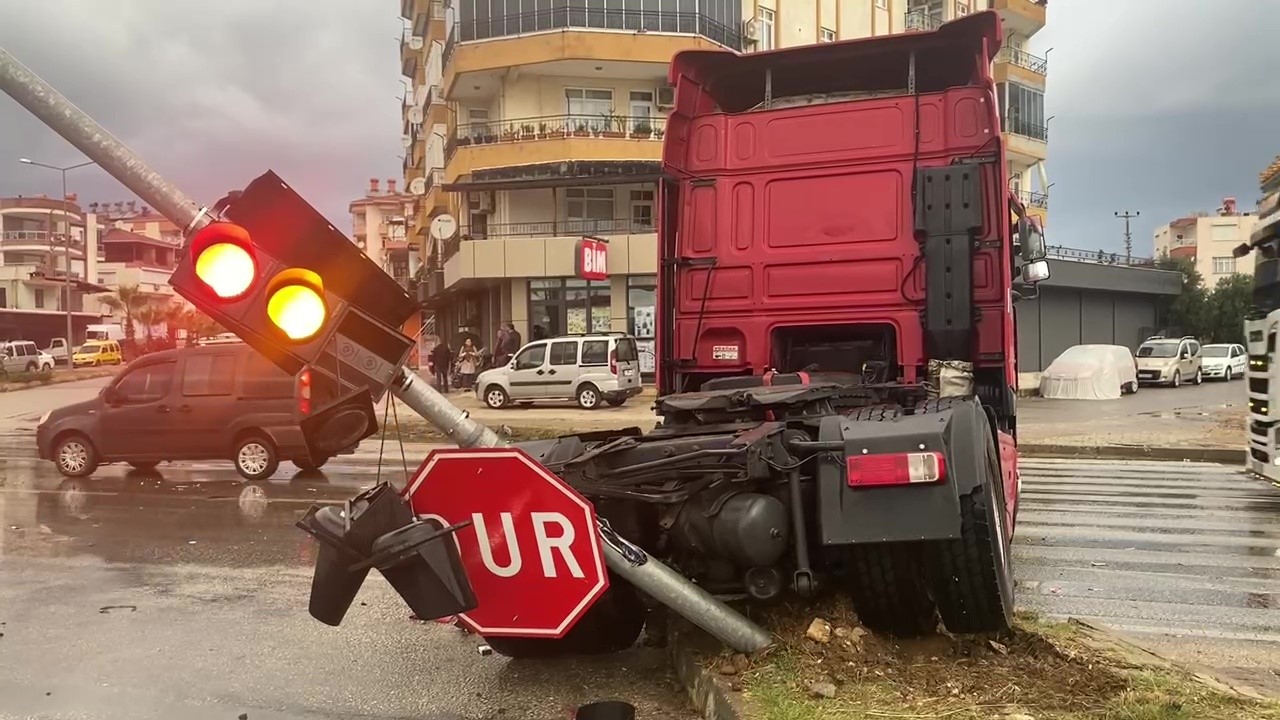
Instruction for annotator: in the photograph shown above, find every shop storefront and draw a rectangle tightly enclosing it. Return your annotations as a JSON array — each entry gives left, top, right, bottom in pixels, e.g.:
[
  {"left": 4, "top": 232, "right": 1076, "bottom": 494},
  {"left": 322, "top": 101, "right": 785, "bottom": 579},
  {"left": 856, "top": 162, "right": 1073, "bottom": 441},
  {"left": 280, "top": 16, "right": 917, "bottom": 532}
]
[
  {"left": 626, "top": 275, "right": 657, "bottom": 379},
  {"left": 528, "top": 278, "right": 612, "bottom": 339}
]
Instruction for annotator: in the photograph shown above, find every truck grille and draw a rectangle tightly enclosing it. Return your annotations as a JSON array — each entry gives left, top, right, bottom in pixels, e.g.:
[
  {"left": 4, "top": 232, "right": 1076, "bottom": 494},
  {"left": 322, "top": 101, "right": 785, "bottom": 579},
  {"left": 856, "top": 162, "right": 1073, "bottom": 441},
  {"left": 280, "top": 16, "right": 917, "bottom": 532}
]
[
  {"left": 1251, "top": 355, "right": 1269, "bottom": 373},
  {"left": 1251, "top": 420, "right": 1273, "bottom": 440},
  {"left": 1252, "top": 448, "right": 1270, "bottom": 464},
  {"left": 1250, "top": 377, "right": 1270, "bottom": 395},
  {"left": 1251, "top": 398, "right": 1270, "bottom": 415}
]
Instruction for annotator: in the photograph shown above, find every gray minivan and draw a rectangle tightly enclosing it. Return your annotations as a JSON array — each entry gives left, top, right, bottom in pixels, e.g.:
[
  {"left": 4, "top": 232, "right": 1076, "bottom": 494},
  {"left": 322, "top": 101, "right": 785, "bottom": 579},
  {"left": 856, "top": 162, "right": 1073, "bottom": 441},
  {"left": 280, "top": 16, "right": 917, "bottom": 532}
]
[{"left": 37, "top": 343, "right": 343, "bottom": 480}]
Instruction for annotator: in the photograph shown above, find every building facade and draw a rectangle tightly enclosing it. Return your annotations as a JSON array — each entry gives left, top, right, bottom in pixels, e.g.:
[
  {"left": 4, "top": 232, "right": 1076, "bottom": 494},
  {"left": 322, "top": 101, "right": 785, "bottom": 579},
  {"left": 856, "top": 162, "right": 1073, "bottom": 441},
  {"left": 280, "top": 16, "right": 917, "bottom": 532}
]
[
  {"left": 401, "top": 0, "right": 1048, "bottom": 373},
  {"left": 1152, "top": 198, "right": 1260, "bottom": 282},
  {"left": 0, "top": 195, "right": 103, "bottom": 343}
]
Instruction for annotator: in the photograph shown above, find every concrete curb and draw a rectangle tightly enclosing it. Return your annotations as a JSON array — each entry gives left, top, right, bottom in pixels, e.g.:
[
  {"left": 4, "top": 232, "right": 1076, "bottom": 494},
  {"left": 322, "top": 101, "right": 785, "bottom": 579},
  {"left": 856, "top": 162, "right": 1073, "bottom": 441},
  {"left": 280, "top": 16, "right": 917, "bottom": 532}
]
[
  {"left": 0, "top": 367, "right": 117, "bottom": 393},
  {"left": 1019, "top": 443, "right": 1245, "bottom": 464},
  {"left": 666, "top": 621, "right": 750, "bottom": 720}
]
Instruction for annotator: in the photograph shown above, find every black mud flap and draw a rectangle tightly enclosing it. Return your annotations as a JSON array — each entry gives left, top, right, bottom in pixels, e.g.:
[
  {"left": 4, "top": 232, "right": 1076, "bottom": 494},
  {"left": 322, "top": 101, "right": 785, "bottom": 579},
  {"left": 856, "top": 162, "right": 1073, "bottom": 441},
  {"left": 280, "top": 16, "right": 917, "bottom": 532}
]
[{"left": 816, "top": 398, "right": 988, "bottom": 545}]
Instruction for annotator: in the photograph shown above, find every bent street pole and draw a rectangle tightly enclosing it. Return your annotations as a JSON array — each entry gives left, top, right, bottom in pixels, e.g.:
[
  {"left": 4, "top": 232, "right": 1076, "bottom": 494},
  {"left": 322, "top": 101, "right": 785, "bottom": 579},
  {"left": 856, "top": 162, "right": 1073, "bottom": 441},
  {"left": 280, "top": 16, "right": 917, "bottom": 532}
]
[{"left": 0, "top": 45, "right": 772, "bottom": 655}]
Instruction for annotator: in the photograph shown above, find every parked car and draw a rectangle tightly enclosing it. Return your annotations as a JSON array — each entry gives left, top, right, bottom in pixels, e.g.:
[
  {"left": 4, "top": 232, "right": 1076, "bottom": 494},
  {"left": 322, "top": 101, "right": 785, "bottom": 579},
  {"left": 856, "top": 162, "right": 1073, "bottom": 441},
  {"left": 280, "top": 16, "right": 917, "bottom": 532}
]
[
  {"left": 37, "top": 343, "right": 345, "bottom": 480},
  {"left": 1199, "top": 343, "right": 1246, "bottom": 380},
  {"left": 44, "top": 337, "right": 70, "bottom": 366},
  {"left": 1, "top": 340, "right": 54, "bottom": 375},
  {"left": 1039, "top": 344, "right": 1139, "bottom": 399},
  {"left": 475, "top": 332, "right": 643, "bottom": 409},
  {"left": 1134, "top": 336, "right": 1203, "bottom": 387},
  {"left": 71, "top": 340, "right": 124, "bottom": 367}
]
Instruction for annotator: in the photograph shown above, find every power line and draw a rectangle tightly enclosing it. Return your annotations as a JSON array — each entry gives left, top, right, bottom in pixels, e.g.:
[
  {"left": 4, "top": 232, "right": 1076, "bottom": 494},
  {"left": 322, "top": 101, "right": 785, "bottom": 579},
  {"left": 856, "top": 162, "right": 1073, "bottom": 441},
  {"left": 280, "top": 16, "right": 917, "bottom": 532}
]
[{"left": 1115, "top": 210, "right": 1140, "bottom": 262}]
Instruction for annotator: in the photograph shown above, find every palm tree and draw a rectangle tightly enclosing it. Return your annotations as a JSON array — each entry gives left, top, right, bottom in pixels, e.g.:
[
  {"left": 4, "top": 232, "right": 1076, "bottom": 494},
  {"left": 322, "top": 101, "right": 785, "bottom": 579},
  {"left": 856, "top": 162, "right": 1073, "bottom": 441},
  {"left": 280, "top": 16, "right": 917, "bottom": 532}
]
[
  {"left": 99, "top": 284, "right": 146, "bottom": 344},
  {"left": 134, "top": 304, "right": 165, "bottom": 346}
]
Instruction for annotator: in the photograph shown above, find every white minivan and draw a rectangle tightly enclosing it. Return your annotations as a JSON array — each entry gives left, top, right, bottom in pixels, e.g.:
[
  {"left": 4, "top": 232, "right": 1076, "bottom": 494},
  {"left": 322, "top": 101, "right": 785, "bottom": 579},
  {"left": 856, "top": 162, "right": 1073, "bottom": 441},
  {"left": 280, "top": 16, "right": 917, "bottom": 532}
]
[{"left": 475, "top": 332, "right": 643, "bottom": 409}]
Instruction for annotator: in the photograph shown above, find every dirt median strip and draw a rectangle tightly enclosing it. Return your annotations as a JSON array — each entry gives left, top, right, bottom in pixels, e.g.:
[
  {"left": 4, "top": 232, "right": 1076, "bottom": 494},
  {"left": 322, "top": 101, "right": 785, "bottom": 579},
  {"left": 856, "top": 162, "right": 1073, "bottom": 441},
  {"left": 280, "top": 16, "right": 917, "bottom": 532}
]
[
  {"left": 1019, "top": 443, "right": 1245, "bottom": 463},
  {"left": 0, "top": 367, "right": 117, "bottom": 393}
]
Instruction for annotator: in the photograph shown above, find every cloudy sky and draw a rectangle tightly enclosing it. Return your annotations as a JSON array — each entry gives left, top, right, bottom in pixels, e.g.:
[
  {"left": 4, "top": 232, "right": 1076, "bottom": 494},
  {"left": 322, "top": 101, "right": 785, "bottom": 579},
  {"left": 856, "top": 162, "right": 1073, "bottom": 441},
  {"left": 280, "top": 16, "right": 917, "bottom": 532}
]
[{"left": 1, "top": 1, "right": 1277, "bottom": 254}]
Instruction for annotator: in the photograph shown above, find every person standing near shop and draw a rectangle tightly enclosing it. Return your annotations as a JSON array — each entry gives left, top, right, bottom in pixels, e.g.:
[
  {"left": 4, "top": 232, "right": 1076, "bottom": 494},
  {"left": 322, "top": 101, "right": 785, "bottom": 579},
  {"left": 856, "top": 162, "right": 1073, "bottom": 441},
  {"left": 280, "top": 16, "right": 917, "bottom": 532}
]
[
  {"left": 503, "top": 322, "right": 522, "bottom": 357},
  {"left": 430, "top": 339, "right": 453, "bottom": 393},
  {"left": 493, "top": 324, "right": 511, "bottom": 367},
  {"left": 457, "top": 338, "right": 480, "bottom": 390}
]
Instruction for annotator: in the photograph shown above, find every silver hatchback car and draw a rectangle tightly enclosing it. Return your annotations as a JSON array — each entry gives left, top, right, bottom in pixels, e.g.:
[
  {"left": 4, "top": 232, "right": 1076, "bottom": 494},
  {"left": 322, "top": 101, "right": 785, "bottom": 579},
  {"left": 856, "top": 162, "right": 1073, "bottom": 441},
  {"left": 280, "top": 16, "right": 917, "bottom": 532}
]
[{"left": 475, "top": 332, "right": 643, "bottom": 409}]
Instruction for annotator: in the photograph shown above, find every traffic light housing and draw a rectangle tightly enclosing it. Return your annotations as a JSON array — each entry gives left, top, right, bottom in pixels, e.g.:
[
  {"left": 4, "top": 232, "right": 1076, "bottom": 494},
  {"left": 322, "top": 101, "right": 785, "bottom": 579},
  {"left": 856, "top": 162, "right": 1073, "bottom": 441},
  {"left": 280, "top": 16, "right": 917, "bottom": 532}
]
[{"left": 169, "top": 171, "right": 420, "bottom": 449}]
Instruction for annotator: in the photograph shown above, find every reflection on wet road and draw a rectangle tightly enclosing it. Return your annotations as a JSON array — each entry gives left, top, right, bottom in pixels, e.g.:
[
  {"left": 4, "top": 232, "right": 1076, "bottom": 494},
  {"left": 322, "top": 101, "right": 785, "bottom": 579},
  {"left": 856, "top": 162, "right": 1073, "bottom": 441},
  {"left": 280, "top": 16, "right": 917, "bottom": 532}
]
[
  {"left": 0, "top": 456, "right": 693, "bottom": 720},
  {"left": 1016, "top": 457, "right": 1280, "bottom": 696}
]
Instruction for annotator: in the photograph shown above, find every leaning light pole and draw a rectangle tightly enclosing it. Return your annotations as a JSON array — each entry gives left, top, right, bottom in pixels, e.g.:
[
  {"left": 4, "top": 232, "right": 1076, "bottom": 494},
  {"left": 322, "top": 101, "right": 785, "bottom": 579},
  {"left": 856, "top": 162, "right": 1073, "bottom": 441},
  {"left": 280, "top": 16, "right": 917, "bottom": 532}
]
[{"left": 0, "top": 46, "right": 772, "bottom": 654}]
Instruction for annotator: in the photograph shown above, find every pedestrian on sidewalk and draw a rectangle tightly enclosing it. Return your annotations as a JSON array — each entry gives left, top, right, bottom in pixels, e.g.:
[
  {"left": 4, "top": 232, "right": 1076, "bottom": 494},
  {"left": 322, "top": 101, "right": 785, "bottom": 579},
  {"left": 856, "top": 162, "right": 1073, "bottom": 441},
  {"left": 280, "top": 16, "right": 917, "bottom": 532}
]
[
  {"left": 503, "top": 321, "right": 522, "bottom": 357},
  {"left": 430, "top": 340, "right": 453, "bottom": 393},
  {"left": 457, "top": 338, "right": 479, "bottom": 391},
  {"left": 493, "top": 324, "right": 511, "bottom": 367}
]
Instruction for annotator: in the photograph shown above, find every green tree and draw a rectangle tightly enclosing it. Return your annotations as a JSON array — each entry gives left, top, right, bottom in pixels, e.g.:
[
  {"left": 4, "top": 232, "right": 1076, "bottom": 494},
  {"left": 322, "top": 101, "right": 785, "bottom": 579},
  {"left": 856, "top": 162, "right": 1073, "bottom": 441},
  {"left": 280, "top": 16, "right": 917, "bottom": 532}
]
[
  {"left": 99, "top": 284, "right": 146, "bottom": 344},
  {"left": 134, "top": 304, "right": 165, "bottom": 345},
  {"left": 1155, "top": 254, "right": 1210, "bottom": 338},
  {"left": 1206, "top": 273, "right": 1252, "bottom": 344}
]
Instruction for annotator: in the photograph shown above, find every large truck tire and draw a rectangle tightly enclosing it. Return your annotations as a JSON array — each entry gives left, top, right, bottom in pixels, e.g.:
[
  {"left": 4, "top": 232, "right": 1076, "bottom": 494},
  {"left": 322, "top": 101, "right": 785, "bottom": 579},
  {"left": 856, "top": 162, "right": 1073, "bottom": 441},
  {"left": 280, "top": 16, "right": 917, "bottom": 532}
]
[
  {"left": 921, "top": 401, "right": 1015, "bottom": 634},
  {"left": 842, "top": 404, "right": 939, "bottom": 636},
  {"left": 481, "top": 576, "right": 646, "bottom": 658}
]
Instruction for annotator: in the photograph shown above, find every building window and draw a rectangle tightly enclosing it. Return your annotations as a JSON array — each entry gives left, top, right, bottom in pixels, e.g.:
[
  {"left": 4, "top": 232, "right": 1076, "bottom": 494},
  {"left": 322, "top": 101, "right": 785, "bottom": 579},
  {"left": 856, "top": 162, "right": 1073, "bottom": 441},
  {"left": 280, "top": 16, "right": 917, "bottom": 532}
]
[
  {"left": 630, "top": 189, "right": 655, "bottom": 230},
  {"left": 565, "top": 88, "right": 614, "bottom": 133},
  {"left": 529, "top": 278, "right": 612, "bottom": 338},
  {"left": 0, "top": 288, "right": 6, "bottom": 308},
  {"left": 997, "top": 82, "right": 1047, "bottom": 141},
  {"left": 629, "top": 90, "right": 654, "bottom": 132},
  {"left": 757, "top": 7, "right": 775, "bottom": 51},
  {"left": 820, "top": 27, "right": 836, "bottom": 42},
  {"left": 875, "top": 0, "right": 888, "bottom": 8},
  {"left": 1210, "top": 223, "right": 1237, "bottom": 242},
  {"left": 955, "top": 0, "right": 970, "bottom": 17},
  {"left": 455, "top": 0, "right": 745, "bottom": 50},
  {"left": 566, "top": 187, "right": 616, "bottom": 233},
  {"left": 627, "top": 275, "right": 657, "bottom": 376},
  {"left": 465, "top": 107, "right": 490, "bottom": 137},
  {"left": 34, "top": 289, "right": 44, "bottom": 309},
  {"left": 1213, "top": 256, "right": 1237, "bottom": 275}
]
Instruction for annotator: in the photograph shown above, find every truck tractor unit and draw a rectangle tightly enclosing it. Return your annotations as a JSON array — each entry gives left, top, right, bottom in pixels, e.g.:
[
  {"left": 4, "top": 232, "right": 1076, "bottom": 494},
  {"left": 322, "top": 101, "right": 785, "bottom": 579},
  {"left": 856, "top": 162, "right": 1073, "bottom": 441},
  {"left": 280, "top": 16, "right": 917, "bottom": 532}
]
[
  {"left": 487, "top": 12, "right": 1051, "bottom": 657},
  {"left": 1244, "top": 161, "right": 1280, "bottom": 477}
]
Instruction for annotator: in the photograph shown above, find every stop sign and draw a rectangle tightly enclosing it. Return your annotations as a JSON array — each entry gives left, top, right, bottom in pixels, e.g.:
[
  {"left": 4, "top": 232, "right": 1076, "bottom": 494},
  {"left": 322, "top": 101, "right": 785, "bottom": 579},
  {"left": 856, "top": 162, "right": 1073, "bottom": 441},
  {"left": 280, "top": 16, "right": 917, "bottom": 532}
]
[{"left": 403, "top": 448, "right": 609, "bottom": 638}]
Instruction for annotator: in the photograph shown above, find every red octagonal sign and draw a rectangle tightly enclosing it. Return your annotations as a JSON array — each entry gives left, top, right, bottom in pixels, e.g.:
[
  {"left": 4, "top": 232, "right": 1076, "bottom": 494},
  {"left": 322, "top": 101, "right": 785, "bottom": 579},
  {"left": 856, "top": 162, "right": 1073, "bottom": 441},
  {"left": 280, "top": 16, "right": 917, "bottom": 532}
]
[{"left": 404, "top": 448, "right": 608, "bottom": 638}]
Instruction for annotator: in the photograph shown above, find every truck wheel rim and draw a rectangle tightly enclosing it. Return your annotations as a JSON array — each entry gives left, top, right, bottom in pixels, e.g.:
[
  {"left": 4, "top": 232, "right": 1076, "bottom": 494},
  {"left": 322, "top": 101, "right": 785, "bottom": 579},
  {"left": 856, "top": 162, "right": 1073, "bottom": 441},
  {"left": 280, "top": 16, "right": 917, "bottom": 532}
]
[
  {"left": 239, "top": 443, "right": 269, "bottom": 475},
  {"left": 59, "top": 441, "right": 88, "bottom": 473},
  {"left": 487, "top": 390, "right": 504, "bottom": 407}
]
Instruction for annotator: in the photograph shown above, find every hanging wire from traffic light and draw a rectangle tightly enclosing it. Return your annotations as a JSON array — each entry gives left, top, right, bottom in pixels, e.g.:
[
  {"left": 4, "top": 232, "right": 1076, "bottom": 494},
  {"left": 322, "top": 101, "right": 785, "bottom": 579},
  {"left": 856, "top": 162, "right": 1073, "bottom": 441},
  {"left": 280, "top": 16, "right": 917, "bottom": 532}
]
[
  {"left": 189, "top": 222, "right": 257, "bottom": 300},
  {"left": 266, "top": 267, "right": 327, "bottom": 342}
]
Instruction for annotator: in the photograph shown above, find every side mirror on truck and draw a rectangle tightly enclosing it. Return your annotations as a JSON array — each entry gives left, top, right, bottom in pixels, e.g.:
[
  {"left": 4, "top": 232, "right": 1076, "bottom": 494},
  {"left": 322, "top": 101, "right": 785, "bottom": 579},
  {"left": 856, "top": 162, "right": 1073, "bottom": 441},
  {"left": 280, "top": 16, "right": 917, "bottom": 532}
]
[{"left": 1018, "top": 217, "right": 1050, "bottom": 284}]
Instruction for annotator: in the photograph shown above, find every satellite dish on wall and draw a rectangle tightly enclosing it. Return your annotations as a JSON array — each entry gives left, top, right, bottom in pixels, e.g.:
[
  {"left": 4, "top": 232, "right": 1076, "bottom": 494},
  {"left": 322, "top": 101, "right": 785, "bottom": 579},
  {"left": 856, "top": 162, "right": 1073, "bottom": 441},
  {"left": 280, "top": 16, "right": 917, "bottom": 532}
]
[
  {"left": 408, "top": 177, "right": 426, "bottom": 195},
  {"left": 430, "top": 213, "right": 458, "bottom": 241}
]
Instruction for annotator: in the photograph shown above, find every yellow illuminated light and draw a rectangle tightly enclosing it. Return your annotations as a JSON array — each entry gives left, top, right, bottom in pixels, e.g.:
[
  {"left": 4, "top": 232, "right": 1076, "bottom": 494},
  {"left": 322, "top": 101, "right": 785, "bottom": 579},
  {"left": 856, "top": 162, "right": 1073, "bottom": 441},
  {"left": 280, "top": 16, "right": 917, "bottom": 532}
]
[
  {"left": 267, "top": 283, "right": 326, "bottom": 341},
  {"left": 194, "top": 242, "right": 255, "bottom": 299}
]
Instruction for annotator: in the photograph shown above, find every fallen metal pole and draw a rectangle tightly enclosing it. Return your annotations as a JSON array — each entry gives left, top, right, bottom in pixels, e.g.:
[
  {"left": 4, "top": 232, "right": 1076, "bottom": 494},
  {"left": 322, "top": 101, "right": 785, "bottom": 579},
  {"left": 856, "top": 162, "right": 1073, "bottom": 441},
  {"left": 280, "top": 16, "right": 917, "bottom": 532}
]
[
  {"left": 1, "top": 43, "right": 772, "bottom": 655},
  {"left": 393, "top": 368, "right": 772, "bottom": 652},
  {"left": 0, "top": 48, "right": 210, "bottom": 236}
]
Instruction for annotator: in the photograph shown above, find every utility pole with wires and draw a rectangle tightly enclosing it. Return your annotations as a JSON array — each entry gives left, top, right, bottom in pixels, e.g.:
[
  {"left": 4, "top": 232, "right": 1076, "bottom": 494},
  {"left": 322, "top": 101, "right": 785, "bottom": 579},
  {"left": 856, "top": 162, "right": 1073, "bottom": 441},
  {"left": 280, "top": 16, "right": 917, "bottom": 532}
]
[{"left": 1115, "top": 210, "right": 1140, "bottom": 264}]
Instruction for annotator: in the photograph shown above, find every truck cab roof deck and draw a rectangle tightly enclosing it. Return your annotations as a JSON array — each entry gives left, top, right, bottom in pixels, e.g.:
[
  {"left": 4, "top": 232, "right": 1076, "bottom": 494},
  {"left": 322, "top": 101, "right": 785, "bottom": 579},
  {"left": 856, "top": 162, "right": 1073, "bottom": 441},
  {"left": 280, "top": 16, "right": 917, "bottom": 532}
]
[{"left": 668, "top": 12, "right": 1002, "bottom": 114}]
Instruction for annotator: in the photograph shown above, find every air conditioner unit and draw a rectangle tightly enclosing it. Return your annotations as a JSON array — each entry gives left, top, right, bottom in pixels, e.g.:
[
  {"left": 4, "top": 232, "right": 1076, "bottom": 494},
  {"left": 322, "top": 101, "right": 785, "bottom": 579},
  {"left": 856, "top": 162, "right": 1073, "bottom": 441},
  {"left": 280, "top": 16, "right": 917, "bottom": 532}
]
[
  {"left": 408, "top": 36, "right": 424, "bottom": 50},
  {"left": 407, "top": 107, "right": 423, "bottom": 124},
  {"left": 656, "top": 85, "right": 675, "bottom": 109},
  {"left": 743, "top": 18, "right": 759, "bottom": 42},
  {"left": 401, "top": 134, "right": 412, "bottom": 148},
  {"left": 408, "top": 177, "right": 427, "bottom": 195}
]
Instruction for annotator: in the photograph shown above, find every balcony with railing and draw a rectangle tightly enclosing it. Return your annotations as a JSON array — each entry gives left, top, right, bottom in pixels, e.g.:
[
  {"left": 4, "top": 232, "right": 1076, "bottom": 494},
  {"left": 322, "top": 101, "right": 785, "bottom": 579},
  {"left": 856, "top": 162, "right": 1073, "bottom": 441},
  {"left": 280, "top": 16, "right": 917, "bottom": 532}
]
[
  {"left": 445, "top": 114, "right": 666, "bottom": 176},
  {"left": 1002, "top": 117, "right": 1049, "bottom": 142},
  {"left": 1, "top": 230, "right": 85, "bottom": 253},
  {"left": 904, "top": 10, "right": 942, "bottom": 33},
  {"left": 995, "top": 46, "right": 1048, "bottom": 76},
  {"left": 1019, "top": 190, "right": 1049, "bottom": 209},
  {"left": 443, "top": 9, "right": 739, "bottom": 87}
]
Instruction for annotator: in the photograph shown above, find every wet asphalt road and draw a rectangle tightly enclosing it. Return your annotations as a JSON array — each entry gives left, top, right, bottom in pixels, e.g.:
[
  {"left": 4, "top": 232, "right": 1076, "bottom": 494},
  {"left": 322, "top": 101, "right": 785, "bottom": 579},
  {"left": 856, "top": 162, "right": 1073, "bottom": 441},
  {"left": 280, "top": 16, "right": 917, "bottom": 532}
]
[
  {"left": 2, "top": 378, "right": 1278, "bottom": 716},
  {"left": 1015, "top": 457, "right": 1280, "bottom": 696}
]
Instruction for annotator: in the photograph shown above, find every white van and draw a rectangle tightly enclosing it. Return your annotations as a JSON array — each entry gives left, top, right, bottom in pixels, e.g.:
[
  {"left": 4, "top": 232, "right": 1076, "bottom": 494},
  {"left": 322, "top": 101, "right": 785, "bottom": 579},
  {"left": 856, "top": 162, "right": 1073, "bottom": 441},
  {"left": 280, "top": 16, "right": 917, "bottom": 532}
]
[{"left": 474, "top": 332, "right": 643, "bottom": 409}]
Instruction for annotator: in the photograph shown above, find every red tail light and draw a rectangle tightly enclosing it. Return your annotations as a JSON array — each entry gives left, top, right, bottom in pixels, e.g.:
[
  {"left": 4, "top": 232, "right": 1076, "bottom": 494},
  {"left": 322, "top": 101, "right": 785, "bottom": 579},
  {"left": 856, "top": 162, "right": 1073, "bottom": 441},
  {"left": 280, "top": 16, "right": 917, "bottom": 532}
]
[
  {"left": 609, "top": 349, "right": 618, "bottom": 375},
  {"left": 846, "top": 452, "right": 946, "bottom": 487},
  {"left": 298, "top": 368, "right": 312, "bottom": 416}
]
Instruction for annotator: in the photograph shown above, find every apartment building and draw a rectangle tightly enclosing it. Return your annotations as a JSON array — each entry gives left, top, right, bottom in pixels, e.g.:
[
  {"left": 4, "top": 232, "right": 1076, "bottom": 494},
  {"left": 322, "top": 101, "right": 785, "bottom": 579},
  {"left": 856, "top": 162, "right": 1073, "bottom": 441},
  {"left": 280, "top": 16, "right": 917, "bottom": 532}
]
[
  {"left": 1153, "top": 198, "right": 1260, "bottom": 282},
  {"left": 0, "top": 195, "right": 104, "bottom": 343},
  {"left": 349, "top": 178, "right": 417, "bottom": 282},
  {"left": 401, "top": 0, "right": 1048, "bottom": 370}
]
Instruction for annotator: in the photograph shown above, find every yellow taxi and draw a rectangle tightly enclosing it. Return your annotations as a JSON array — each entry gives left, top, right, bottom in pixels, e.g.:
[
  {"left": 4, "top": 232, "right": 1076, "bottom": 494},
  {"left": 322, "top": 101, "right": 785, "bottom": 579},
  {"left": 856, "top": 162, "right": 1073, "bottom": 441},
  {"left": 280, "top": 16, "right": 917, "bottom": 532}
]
[{"left": 72, "top": 340, "right": 124, "bottom": 367}]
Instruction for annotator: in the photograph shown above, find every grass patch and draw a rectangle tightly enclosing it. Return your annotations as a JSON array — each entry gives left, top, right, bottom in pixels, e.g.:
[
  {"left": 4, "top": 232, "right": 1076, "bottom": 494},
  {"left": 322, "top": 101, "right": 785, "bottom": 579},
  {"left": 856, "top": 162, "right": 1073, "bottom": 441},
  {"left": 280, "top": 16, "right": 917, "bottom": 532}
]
[
  {"left": 0, "top": 369, "right": 54, "bottom": 387},
  {"left": 734, "top": 602, "right": 1280, "bottom": 720}
]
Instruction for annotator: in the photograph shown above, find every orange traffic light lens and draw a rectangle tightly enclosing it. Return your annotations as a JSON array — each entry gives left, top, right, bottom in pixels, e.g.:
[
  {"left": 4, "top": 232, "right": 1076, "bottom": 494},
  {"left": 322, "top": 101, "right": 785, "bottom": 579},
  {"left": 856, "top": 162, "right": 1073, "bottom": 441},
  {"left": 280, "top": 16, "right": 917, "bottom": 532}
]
[
  {"left": 267, "top": 283, "right": 326, "bottom": 341},
  {"left": 194, "top": 242, "right": 256, "bottom": 299}
]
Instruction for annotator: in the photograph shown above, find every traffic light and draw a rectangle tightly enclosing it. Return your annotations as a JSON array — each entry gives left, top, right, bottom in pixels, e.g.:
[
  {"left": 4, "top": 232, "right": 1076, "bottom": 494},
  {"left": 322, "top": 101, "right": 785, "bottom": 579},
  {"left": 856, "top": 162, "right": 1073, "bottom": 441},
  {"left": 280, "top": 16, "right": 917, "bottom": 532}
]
[{"left": 170, "top": 171, "right": 421, "bottom": 452}]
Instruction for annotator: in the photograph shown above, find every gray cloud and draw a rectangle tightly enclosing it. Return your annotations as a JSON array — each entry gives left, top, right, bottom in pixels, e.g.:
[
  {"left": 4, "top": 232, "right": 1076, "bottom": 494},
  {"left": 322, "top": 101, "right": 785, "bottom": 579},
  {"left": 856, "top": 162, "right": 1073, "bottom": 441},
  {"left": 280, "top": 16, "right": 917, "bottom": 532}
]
[
  {"left": 0, "top": 1, "right": 406, "bottom": 229},
  {"left": 1035, "top": 0, "right": 1280, "bottom": 254}
]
